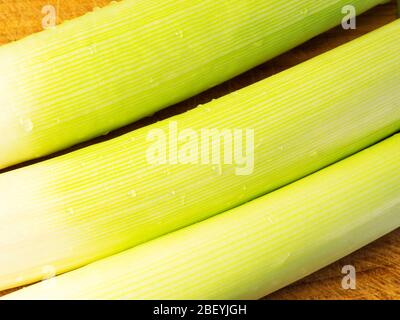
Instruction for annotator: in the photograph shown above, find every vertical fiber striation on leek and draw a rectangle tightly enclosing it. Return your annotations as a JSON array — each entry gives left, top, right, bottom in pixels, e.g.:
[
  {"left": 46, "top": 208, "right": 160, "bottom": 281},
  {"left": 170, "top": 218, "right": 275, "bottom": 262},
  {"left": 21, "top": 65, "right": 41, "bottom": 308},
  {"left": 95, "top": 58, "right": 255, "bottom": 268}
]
[{"left": 0, "top": 19, "right": 399, "bottom": 291}]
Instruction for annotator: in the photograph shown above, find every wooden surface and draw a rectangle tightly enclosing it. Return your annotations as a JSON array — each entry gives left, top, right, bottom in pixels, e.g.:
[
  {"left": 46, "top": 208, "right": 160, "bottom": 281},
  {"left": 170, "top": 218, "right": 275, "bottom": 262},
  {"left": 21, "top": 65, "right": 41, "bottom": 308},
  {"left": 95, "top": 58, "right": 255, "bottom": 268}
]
[{"left": 0, "top": 0, "right": 399, "bottom": 300}]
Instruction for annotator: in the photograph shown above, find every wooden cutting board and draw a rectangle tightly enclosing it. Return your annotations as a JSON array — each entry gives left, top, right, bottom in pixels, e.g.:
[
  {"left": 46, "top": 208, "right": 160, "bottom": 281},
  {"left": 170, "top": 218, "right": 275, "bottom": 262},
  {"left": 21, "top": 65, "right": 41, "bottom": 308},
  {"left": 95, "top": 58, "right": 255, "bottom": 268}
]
[{"left": 0, "top": 0, "right": 399, "bottom": 300}]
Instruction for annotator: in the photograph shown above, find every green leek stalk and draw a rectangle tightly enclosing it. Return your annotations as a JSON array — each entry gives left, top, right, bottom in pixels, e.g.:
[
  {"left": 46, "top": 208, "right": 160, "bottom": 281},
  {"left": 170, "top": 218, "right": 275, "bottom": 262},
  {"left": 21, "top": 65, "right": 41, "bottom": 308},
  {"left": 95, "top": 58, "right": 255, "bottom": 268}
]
[
  {"left": 4, "top": 134, "right": 400, "bottom": 300},
  {"left": 0, "top": 0, "right": 388, "bottom": 169},
  {"left": 1, "top": 19, "right": 400, "bottom": 291}
]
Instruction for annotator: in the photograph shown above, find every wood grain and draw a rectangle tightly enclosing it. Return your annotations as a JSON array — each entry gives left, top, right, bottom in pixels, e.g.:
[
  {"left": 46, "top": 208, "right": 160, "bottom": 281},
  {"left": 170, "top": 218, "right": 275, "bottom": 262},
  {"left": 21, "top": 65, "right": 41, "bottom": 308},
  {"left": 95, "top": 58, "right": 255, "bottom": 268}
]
[{"left": 0, "top": 0, "right": 399, "bottom": 300}]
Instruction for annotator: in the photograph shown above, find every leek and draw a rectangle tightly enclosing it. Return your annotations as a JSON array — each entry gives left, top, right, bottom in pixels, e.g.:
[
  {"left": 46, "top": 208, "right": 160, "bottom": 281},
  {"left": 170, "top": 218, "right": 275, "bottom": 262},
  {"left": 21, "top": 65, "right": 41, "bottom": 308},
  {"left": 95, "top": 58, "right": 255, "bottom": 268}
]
[
  {"left": 4, "top": 133, "right": 400, "bottom": 300},
  {"left": 0, "top": 0, "right": 388, "bottom": 168},
  {"left": 1, "top": 19, "right": 400, "bottom": 291}
]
